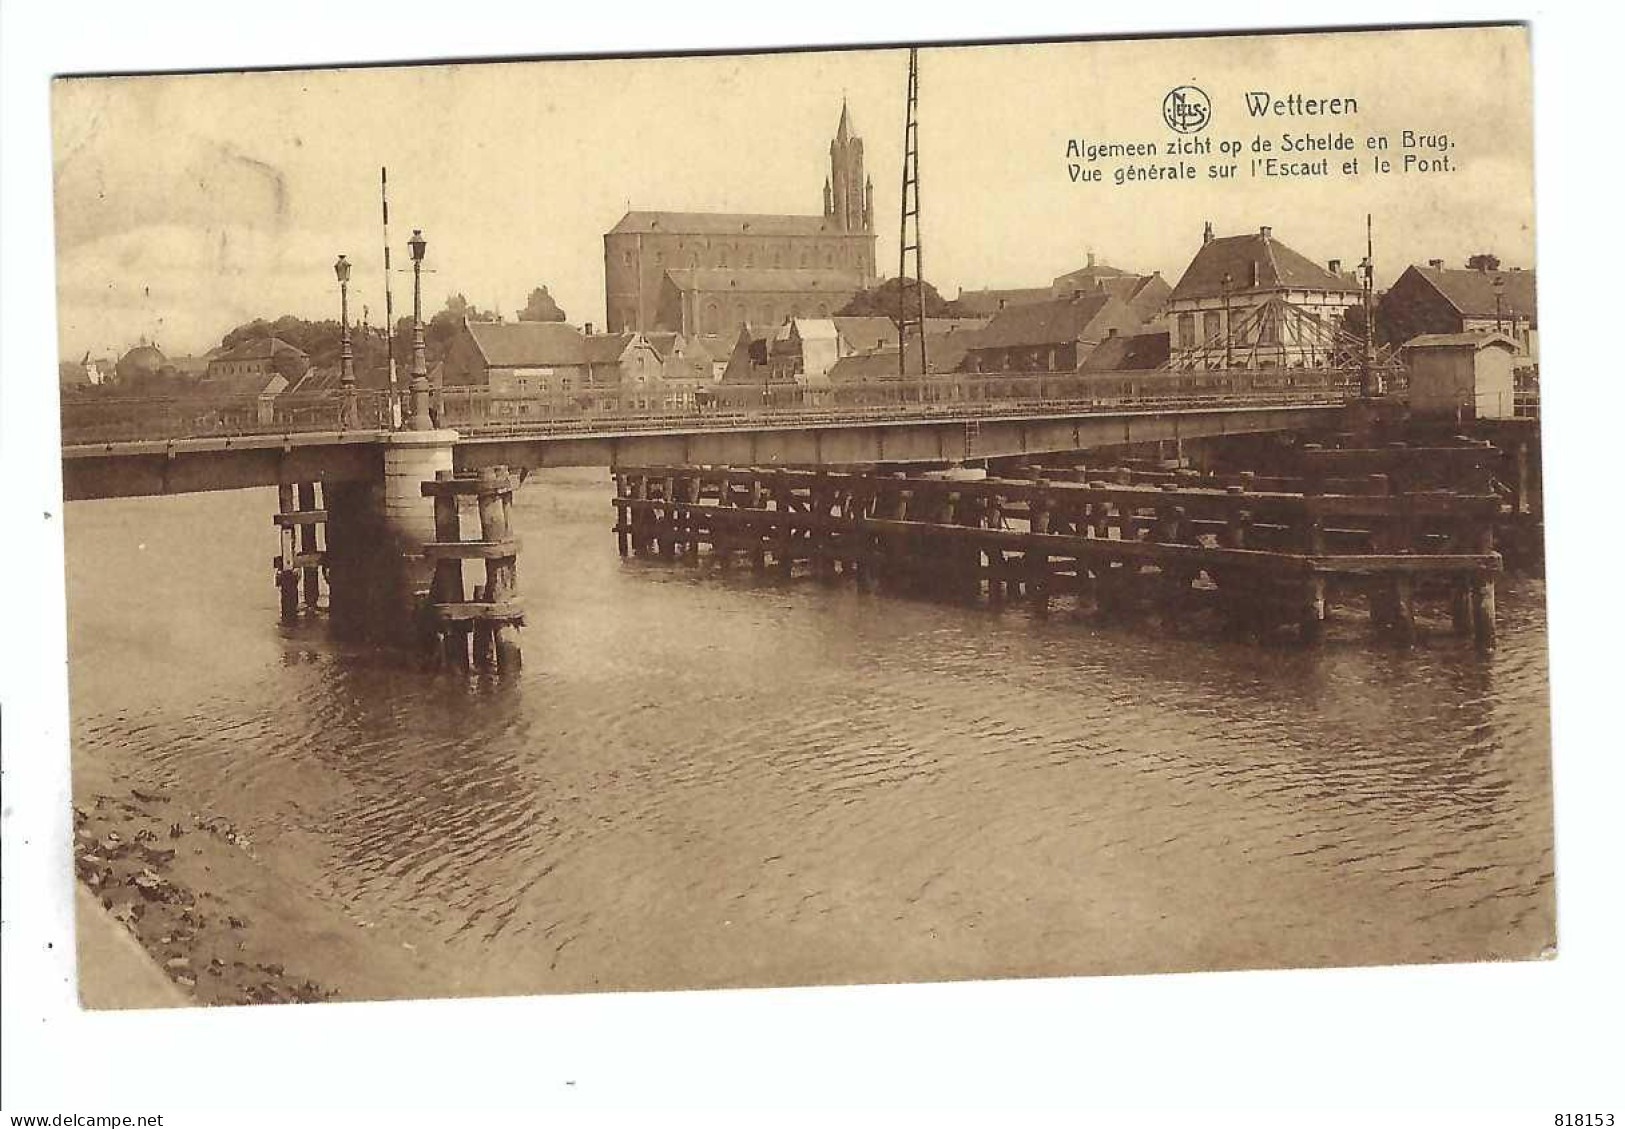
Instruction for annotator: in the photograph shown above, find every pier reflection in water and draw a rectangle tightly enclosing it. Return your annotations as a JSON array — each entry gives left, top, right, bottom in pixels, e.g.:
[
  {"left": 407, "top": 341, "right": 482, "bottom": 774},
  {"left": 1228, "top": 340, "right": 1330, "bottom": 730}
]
[{"left": 64, "top": 467, "right": 1554, "bottom": 998}]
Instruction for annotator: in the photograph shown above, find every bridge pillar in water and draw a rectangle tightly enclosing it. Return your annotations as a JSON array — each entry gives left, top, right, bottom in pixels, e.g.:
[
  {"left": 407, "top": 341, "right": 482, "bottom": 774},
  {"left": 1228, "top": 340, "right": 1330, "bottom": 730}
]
[{"left": 325, "top": 429, "right": 458, "bottom": 643}]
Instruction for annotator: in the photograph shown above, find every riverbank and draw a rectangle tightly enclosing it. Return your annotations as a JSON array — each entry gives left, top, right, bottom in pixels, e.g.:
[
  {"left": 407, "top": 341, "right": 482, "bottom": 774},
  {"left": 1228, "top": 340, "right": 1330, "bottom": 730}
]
[{"left": 72, "top": 755, "right": 437, "bottom": 1008}]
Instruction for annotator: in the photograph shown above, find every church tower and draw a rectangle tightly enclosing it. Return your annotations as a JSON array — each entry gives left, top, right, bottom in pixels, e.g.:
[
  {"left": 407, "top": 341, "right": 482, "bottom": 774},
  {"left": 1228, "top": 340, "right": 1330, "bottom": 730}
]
[{"left": 826, "top": 99, "right": 871, "bottom": 233}]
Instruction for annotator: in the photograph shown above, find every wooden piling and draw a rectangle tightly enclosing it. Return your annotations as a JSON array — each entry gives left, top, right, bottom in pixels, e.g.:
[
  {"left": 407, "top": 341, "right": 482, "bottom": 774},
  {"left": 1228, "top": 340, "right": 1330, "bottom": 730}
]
[
  {"left": 298, "top": 482, "right": 321, "bottom": 609},
  {"left": 421, "top": 466, "right": 524, "bottom": 672},
  {"left": 430, "top": 470, "right": 469, "bottom": 667},
  {"left": 614, "top": 474, "right": 630, "bottom": 556},
  {"left": 276, "top": 483, "right": 300, "bottom": 620}
]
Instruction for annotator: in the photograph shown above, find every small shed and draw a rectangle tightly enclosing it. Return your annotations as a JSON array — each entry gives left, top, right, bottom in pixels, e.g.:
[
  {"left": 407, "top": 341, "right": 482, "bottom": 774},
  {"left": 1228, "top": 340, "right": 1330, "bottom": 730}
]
[{"left": 1402, "top": 332, "right": 1520, "bottom": 420}]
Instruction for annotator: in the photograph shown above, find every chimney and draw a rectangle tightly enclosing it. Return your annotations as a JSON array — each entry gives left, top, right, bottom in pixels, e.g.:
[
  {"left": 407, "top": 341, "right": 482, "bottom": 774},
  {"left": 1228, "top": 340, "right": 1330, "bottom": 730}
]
[
  {"left": 1107, "top": 327, "right": 1118, "bottom": 338},
  {"left": 1428, "top": 258, "right": 1444, "bottom": 269},
  {"left": 1327, "top": 259, "right": 1341, "bottom": 275},
  {"left": 1087, "top": 251, "right": 1096, "bottom": 269},
  {"left": 1259, "top": 225, "right": 1272, "bottom": 240},
  {"left": 1202, "top": 221, "right": 1214, "bottom": 245}
]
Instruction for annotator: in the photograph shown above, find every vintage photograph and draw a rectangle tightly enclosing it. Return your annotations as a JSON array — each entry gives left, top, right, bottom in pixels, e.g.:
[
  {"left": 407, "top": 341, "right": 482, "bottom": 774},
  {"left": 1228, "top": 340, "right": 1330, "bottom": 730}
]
[{"left": 52, "top": 23, "right": 1550, "bottom": 1009}]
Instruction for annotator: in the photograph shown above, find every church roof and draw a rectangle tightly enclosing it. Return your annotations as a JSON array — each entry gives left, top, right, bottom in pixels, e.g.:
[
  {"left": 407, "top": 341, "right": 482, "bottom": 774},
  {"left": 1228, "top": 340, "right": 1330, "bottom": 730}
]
[
  {"left": 610, "top": 210, "right": 849, "bottom": 237},
  {"left": 663, "top": 267, "right": 867, "bottom": 294},
  {"left": 1170, "top": 229, "right": 1359, "bottom": 301}
]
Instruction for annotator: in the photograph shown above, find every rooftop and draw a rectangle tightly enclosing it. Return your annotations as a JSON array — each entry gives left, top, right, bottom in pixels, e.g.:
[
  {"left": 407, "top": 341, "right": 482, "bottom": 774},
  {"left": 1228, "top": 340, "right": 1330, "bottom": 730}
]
[
  {"left": 1170, "top": 228, "right": 1359, "bottom": 301},
  {"left": 611, "top": 210, "right": 851, "bottom": 238},
  {"left": 465, "top": 320, "right": 586, "bottom": 367},
  {"left": 1411, "top": 265, "right": 1537, "bottom": 320},
  {"left": 664, "top": 267, "right": 867, "bottom": 293},
  {"left": 969, "top": 292, "right": 1124, "bottom": 350}
]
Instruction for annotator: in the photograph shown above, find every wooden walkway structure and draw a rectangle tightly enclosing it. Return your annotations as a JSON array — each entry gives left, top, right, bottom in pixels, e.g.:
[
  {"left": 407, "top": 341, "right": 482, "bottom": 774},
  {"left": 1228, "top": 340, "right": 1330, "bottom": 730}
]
[
  {"left": 612, "top": 462, "right": 1503, "bottom": 648},
  {"left": 273, "top": 482, "right": 327, "bottom": 619},
  {"left": 420, "top": 466, "right": 524, "bottom": 670}
]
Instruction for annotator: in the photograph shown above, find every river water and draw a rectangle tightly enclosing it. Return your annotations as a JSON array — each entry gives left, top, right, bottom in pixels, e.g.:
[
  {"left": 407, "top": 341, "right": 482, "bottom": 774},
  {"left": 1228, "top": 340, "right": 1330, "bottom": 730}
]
[{"left": 64, "top": 467, "right": 1556, "bottom": 998}]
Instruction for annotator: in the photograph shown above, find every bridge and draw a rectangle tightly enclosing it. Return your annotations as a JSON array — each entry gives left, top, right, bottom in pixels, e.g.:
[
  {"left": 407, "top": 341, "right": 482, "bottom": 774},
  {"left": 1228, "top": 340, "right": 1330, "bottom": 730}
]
[
  {"left": 61, "top": 384, "right": 1351, "bottom": 502},
  {"left": 59, "top": 378, "right": 1365, "bottom": 651}
]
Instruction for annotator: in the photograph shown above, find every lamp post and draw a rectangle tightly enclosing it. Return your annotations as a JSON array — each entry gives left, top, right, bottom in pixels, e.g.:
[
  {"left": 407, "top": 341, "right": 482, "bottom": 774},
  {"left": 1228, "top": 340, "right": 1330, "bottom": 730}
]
[
  {"left": 407, "top": 229, "right": 433, "bottom": 431},
  {"left": 1493, "top": 274, "right": 1505, "bottom": 334},
  {"left": 1220, "top": 271, "right": 1233, "bottom": 370},
  {"left": 334, "top": 254, "right": 357, "bottom": 428}
]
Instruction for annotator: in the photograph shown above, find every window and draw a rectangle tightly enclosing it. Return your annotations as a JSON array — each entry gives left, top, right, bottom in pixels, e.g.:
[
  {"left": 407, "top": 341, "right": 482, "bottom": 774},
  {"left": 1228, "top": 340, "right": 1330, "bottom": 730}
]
[
  {"left": 623, "top": 250, "right": 633, "bottom": 267},
  {"left": 1177, "top": 312, "right": 1196, "bottom": 348}
]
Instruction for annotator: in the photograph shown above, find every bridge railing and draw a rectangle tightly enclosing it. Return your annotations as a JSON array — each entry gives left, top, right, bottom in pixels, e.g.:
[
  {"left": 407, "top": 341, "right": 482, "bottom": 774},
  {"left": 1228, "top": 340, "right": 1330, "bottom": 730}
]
[
  {"left": 60, "top": 370, "right": 1359, "bottom": 445},
  {"left": 59, "top": 390, "right": 397, "bottom": 445}
]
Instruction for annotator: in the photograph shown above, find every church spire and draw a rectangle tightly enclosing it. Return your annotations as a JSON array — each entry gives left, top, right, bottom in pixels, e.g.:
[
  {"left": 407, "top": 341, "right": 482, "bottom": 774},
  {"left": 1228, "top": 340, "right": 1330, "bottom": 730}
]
[{"left": 828, "top": 98, "right": 865, "bottom": 233}]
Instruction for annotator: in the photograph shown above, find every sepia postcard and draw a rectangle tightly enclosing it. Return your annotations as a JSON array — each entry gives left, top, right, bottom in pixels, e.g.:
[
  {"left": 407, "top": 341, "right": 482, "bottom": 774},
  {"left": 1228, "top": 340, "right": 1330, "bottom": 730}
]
[{"left": 51, "top": 23, "right": 1551, "bottom": 1011}]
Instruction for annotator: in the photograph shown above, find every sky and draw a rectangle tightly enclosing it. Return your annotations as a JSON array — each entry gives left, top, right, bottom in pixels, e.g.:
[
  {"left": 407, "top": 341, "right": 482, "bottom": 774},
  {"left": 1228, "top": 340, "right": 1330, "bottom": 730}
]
[{"left": 51, "top": 25, "right": 1535, "bottom": 364}]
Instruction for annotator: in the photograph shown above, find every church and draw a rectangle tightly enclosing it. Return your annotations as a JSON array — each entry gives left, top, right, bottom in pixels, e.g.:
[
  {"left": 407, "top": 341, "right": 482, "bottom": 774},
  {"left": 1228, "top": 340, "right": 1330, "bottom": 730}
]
[{"left": 602, "top": 102, "right": 878, "bottom": 338}]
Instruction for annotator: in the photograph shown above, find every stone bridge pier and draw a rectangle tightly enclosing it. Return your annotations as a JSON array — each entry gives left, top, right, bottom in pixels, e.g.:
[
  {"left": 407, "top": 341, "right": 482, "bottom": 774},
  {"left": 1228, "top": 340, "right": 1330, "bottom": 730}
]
[{"left": 325, "top": 429, "right": 458, "bottom": 643}]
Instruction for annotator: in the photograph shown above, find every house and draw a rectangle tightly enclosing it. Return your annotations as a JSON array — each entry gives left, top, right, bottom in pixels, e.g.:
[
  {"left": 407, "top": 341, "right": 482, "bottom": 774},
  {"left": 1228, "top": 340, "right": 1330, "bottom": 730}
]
[
  {"left": 831, "top": 315, "right": 898, "bottom": 355},
  {"left": 114, "top": 342, "right": 168, "bottom": 389},
  {"left": 767, "top": 319, "right": 844, "bottom": 384},
  {"left": 206, "top": 336, "right": 309, "bottom": 384},
  {"left": 962, "top": 292, "right": 1144, "bottom": 374},
  {"left": 440, "top": 320, "right": 589, "bottom": 414},
  {"left": 715, "top": 325, "right": 811, "bottom": 407},
  {"left": 952, "top": 286, "right": 1054, "bottom": 317},
  {"left": 689, "top": 334, "right": 737, "bottom": 381},
  {"left": 1164, "top": 223, "right": 1361, "bottom": 369},
  {"left": 1403, "top": 332, "right": 1520, "bottom": 421},
  {"left": 826, "top": 328, "right": 977, "bottom": 383},
  {"left": 60, "top": 351, "right": 113, "bottom": 392},
  {"left": 1081, "top": 329, "right": 1172, "bottom": 372},
  {"left": 1050, "top": 255, "right": 1172, "bottom": 322},
  {"left": 1378, "top": 262, "right": 1537, "bottom": 363},
  {"left": 583, "top": 331, "right": 670, "bottom": 411},
  {"left": 191, "top": 366, "right": 288, "bottom": 429}
]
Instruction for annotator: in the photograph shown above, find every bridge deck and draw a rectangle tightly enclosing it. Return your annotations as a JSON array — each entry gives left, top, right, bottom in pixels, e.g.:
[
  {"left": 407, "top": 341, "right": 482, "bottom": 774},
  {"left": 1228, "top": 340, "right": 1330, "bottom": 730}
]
[{"left": 60, "top": 399, "right": 1348, "bottom": 501}]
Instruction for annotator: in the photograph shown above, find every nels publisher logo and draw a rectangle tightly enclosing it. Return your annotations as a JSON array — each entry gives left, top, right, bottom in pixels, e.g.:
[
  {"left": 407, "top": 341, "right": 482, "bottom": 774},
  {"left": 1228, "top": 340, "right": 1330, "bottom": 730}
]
[{"left": 1162, "top": 85, "right": 1211, "bottom": 133}]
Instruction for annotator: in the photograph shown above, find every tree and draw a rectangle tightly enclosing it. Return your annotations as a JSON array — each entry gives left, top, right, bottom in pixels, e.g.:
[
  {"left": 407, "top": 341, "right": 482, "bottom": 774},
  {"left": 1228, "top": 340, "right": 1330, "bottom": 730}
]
[
  {"left": 1466, "top": 253, "right": 1501, "bottom": 272},
  {"left": 835, "top": 277, "right": 966, "bottom": 320},
  {"left": 518, "top": 286, "right": 566, "bottom": 322}
]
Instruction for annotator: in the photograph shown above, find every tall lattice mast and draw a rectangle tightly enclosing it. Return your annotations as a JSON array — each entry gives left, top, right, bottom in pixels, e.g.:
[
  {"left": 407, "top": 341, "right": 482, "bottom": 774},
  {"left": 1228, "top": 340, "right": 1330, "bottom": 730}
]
[{"left": 898, "top": 48, "right": 927, "bottom": 379}]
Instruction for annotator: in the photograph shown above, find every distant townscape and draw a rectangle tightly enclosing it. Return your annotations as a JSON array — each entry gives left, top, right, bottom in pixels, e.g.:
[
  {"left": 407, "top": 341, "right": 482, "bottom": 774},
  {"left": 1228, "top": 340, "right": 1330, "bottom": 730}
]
[{"left": 60, "top": 99, "right": 1537, "bottom": 425}]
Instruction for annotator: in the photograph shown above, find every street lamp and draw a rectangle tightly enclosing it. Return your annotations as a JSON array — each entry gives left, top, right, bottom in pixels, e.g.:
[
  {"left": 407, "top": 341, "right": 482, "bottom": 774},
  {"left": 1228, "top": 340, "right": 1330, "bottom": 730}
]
[
  {"left": 407, "top": 229, "right": 433, "bottom": 431},
  {"left": 334, "top": 254, "right": 357, "bottom": 428},
  {"left": 1220, "top": 272, "right": 1233, "bottom": 370},
  {"left": 1493, "top": 274, "right": 1506, "bottom": 334}
]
